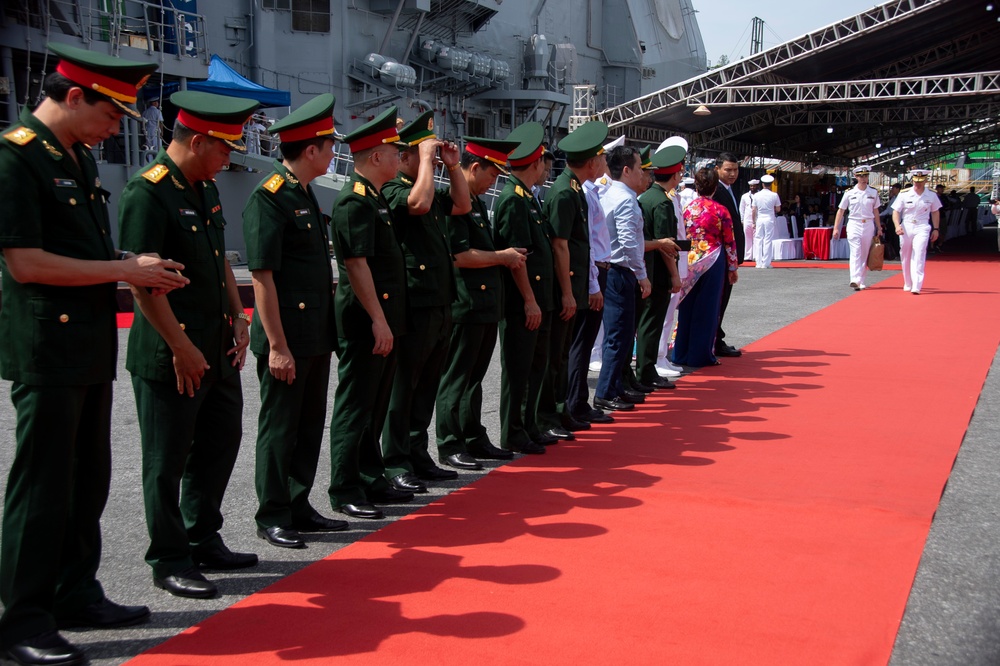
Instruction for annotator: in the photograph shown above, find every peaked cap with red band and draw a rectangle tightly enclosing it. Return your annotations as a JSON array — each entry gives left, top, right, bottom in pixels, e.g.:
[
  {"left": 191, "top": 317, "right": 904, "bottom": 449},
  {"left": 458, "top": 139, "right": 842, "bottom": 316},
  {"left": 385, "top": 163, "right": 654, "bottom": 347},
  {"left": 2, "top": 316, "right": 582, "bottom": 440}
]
[
  {"left": 506, "top": 122, "right": 545, "bottom": 168},
  {"left": 651, "top": 145, "right": 686, "bottom": 176},
  {"left": 269, "top": 93, "right": 336, "bottom": 144},
  {"left": 343, "top": 106, "right": 402, "bottom": 154},
  {"left": 171, "top": 90, "right": 259, "bottom": 152},
  {"left": 398, "top": 110, "right": 437, "bottom": 147},
  {"left": 463, "top": 136, "right": 519, "bottom": 175},
  {"left": 48, "top": 42, "right": 158, "bottom": 120}
]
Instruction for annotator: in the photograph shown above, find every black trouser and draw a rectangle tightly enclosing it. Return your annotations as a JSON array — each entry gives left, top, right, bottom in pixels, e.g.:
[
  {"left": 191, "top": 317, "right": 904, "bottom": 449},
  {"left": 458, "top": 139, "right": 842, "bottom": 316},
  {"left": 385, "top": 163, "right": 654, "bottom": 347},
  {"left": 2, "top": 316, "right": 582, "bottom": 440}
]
[{"left": 566, "top": 266, "right": 608, "bottom": 417}]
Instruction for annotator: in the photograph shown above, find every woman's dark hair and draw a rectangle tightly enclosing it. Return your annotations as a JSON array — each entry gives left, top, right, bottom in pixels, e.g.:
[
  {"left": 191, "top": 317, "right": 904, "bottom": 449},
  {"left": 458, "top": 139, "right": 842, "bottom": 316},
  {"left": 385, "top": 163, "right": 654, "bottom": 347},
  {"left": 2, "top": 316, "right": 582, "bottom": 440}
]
[{"left": 694, "top": 166, "right": 718, "bottom": 197}]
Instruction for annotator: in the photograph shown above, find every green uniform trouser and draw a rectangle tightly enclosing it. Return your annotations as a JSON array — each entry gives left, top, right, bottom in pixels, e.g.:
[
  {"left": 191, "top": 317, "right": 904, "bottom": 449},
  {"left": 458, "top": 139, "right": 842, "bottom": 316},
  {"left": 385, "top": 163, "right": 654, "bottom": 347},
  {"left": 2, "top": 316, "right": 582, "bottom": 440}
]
[
  {"left": 0, "top": 383, "right": 111, "bottom": 648},
  {"left": 499, "top": 311, "right": 551, "bottom": 447},
  {"left": 132, "top": 372, "right": 243, "bottom": 579},
  {"left": 328, "top": 335, "right": 395, "bottom": 507},
  {"left": 635, "top": 270, "right": 671, "bottom": 383},
  {"left": 538, "top": 311, "right": 575, "bottom": 429},
  {"left": 254, "top": 352, "right": 331, "bottom": 530},
  {"left": 383, "top": 306, "right": 452, "bottom": 478},
  {"left": 436, "top": 321, "right": 498, "bottom": 457}
]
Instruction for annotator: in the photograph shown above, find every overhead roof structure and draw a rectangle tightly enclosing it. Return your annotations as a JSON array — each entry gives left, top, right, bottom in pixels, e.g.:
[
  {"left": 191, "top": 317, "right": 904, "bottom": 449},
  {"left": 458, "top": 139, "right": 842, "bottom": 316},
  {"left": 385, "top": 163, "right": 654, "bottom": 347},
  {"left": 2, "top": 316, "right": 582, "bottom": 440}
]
[{"left": 595, "top": 0, "right": 1000, "bottom": 171}]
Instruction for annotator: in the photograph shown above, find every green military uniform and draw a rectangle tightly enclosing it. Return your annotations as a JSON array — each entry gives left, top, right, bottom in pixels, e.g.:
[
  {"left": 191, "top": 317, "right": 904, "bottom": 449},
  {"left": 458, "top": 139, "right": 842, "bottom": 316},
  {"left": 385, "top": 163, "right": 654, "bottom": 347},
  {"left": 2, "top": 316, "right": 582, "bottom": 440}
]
[
  {"left": 494, "top": 124, "right": 554, "bottom": 450},
  {"left": 119, "top": 92, "right": 259, "bottom": 579},
  {"left": 539, "top": 121, "right": 608, "bottom": 430},
  {"left": 634, "top": 145, "right": 685, "bottom": 384},
  {"left": 328, "top": 107, "right": 407, "bottom": 508},
  {"left": 0, "top": 44, "right": 157, "bottom": 652},
  {"left": 244, "top": 95, "right": 338, "bottom": 533},
  {"left": 380, "top": 113, "right": 457, "bottom": 479}
]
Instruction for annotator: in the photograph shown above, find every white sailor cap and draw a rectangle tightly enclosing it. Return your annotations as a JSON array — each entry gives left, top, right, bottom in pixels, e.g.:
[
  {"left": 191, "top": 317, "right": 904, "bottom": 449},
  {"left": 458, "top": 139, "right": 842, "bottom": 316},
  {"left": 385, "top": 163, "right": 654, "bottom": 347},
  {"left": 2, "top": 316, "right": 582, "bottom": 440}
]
[
  {"left": 761, "top": 174, "right": 775, "bottom": 184},
  {"left": 853, "top": 165, "right": 871, "bottom": 176},
  {"left": 656, "top": 136, "right": 689, "bottom": 153},
  {"left": 602, "top": 134, "right": 625, "bottom": 152},
  {"left": 682, "top": 177, "right": 695, "bottom": 185},
  {"left": 908, "top": 169, "right": 931, "bottom": 182},
  {"left": 747, "top": 179, "right": 760, "bottom": 185}
]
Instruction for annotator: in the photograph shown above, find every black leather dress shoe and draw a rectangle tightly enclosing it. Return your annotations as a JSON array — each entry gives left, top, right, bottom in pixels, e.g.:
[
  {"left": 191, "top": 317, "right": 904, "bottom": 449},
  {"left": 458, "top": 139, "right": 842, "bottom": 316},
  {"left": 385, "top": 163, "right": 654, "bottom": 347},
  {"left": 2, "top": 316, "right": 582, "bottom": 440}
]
[
  {"left": 531, "top": 431, "right": 558, "bottom": 445},
  {"left": 645, "top": 376, "right": 676, "bottom": 390},
  {"left": 443, "top": 453, "right": 483, "bottom": 470},
  {"left": 5, "top": 631, "right": 85, "bottom": 666},
  {"left": 192, "top": 542, "right": 258, "bottom": 570},
  {"left": 715, "top": 345, "right": 742, "bottom": 357},
  {"left": 621, "top": 389, "right": 646, "bottom": 404},
  {"left": 561, "top": 415, "right": 591, "bottom": 432},
  {"left": 574, "top": 409, "right": 615, "bottom": 424},
  {"left": 292, "top": 513, "right": 349, "bottom": 532},
  {"left": 337, "top": 503, "right": 384, "bottom": 519},
  {"left": 542, "top": 427, "right": 575, "bottom": 441},
  {"left": 257, "top": 526, "right": 305, "bottom": 549},
  {"left": 153, "top": 568, "right": 217, "bottom": 599},
  {"left": 630, "top": 381, "right": 656, "bottom": 394},
  {"left": 57, "top": 597, "right": 150, "bottom": 630},
  {"left": 414, "top": 465, "right": 460, "bottom": 481},
  {"left": 367, "top": 486, "right": 414, "bottom": 504},
  {"left": 467, "top": 441, "right": 515, "bottom": 460},
  {"left": 594, "top": 397, "right": 635, "bottom": 412},
  {"left": 389, "top": 472, "right": 428, "bottom": 494},
  {"left": 503, "top": 440, "right": 546, "bottom": 454}
]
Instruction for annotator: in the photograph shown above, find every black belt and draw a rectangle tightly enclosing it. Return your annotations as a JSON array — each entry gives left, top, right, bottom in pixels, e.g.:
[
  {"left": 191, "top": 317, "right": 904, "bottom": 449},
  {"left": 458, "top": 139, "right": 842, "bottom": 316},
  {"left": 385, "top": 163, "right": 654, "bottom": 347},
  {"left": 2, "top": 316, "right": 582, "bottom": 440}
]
[{"left": 594, "top": 261, "right": 610, "bottom": 269}]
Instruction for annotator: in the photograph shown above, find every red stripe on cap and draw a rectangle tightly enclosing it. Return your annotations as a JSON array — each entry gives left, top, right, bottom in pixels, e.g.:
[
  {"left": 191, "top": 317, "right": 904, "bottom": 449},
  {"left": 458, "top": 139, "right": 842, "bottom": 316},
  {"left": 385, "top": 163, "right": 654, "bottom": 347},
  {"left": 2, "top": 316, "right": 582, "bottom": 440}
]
[
  {"left": 508, "top": 145, "right": 544, "bottom": 168},
  {"left": 56, "top": 60, "right": 137, "bottom": 103},
  {"left": 277, "top": 117, "right": 335, "bottom": 143},
  {"left": 465, "top": 142, "right": 508, "bottom": 166},
  {"left": 177, "top": 109, "right": 244, "bottom": 141},
  {"left": 348, "top": 126, "right": 400, "bottom": 153},
  {"left": 654, "top": 163, "right": 684, "bottom": 175}
]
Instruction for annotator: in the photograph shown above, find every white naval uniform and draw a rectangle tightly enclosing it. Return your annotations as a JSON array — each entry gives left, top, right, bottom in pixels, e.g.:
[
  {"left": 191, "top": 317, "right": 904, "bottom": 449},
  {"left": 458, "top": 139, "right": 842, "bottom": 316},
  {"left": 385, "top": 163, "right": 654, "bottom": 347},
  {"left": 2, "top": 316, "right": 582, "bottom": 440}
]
[
  {"left": 739, "top": 191, "right": 754, "bottom": 261},
  {"left": 891, "top": 187, "right": 942, "bottom": 293},
  {"left": 838, "top": 184, "right": 881, "bottom": 287},
  {"left": 752, "top": 188, "right": 781, "bottom": 268}
]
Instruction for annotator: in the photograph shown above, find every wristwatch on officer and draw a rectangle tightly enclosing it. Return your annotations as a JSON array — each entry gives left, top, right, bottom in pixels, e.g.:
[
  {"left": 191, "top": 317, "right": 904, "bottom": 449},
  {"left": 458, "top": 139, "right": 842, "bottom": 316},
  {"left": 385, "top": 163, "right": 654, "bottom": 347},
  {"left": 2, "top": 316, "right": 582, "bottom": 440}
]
[{"left": 233, "top": 312, "right": 251, "bottom": 322}]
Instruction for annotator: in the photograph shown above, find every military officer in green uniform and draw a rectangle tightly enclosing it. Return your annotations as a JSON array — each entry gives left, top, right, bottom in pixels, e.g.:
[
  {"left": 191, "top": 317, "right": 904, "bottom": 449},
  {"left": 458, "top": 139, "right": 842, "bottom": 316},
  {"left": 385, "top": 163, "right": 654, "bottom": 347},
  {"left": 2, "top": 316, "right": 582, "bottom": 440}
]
[
  {"left": 119, "top": 91, "right": 260, "bottom": 600},
  {"left": 328, "top": 107, "right": 414, "bottom": 520},
  {"left": 494, "top": 123, "right": 552, "bottom": 454},
  {"left": 242, "top": 94, "right": 348, "bottom": 550},
  {"left": 435, "top": 136, "right": 525, "bottom": 470},
  {"left": 538, "top": 120, "right": 608, "bottom": 440},
  {"left": 0, "top": 44, "right": 188, "bottom": 666},
  {"left": 380, "top": 111, "right": 470, "bottom": 487},
  {"left": 634, "top": 145, "right": 685, "bottom": 388}
]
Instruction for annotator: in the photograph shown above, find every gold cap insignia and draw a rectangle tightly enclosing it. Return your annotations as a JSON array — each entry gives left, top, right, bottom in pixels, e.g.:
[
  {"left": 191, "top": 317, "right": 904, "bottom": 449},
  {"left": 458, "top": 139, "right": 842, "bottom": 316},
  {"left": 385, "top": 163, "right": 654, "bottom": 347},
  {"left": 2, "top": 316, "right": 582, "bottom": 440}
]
[
  {"left": 3, "top": 127, "right": 36, "bottom": 146},
  {"left": 263, "top": 174, "right": 285, "bottom": 194}
]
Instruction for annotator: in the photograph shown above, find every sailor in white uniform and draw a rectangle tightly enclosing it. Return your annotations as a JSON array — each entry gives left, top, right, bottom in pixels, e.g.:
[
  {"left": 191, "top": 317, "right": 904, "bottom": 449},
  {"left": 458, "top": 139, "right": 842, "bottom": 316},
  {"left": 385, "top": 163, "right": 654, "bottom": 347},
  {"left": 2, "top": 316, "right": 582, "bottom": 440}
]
[
  {"left": 832, "top": 165, "right": 881, "bottom": 290},
  {"left": 891, "top": 169, "right": 941, "bottom": 295},
  {"left": 751, "top": 174, "right": 781, "bottom": 268},
  {"left": 739, "top": 179, "right": 759, "bottom": 262}
]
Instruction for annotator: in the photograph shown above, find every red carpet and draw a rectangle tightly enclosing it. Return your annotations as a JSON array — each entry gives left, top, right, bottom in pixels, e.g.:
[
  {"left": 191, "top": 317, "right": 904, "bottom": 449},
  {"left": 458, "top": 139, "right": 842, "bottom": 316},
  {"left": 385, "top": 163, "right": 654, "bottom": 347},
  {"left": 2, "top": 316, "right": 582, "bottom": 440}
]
[{"left": 126, "top": 260, "right": 1000, "bottom": 665}]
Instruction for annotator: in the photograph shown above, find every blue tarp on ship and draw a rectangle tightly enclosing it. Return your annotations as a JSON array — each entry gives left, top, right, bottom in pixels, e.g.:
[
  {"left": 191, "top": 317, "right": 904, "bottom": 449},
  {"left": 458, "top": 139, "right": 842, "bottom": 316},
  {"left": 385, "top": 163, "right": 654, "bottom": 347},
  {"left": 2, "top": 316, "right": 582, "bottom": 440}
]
[{"left": 149, "top": 55, "right": 291, "bottom": 108}]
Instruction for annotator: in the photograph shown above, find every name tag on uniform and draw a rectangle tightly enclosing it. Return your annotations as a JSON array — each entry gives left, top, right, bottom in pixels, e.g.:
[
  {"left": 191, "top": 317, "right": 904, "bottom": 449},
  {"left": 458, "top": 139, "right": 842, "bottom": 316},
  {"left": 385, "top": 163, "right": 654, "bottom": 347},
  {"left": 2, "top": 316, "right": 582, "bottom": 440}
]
[
  {"left": 180, "top": 209, "right": 198, "bottom": 216},
  {"left": 472, "top": 212, "right": 482, "bottom": 218},
  {"left": 295, "top": 208, "right": 310, "bottom": 216},
  {"left": 379, "top": 208, "right": 388, "bottom": 215},
  {"left": 54, "top": 178, "right": 77, "bottom": 188}
]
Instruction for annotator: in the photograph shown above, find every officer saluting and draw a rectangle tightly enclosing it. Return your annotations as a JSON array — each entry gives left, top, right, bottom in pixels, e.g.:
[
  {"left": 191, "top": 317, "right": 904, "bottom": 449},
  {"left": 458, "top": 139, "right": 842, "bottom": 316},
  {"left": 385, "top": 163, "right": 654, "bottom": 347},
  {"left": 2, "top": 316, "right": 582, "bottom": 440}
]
[
  {"left": 328, "top": 107, "right": 413, "bottom": 520},
  {"left": 243, "top": 94, "right": 348, "bottom": 550},
  {"left": 119, "top": 91, "right": 260, "bottom": 600},
  {"left": 0, "top": 44, "right": 187, "bottom": 666}
]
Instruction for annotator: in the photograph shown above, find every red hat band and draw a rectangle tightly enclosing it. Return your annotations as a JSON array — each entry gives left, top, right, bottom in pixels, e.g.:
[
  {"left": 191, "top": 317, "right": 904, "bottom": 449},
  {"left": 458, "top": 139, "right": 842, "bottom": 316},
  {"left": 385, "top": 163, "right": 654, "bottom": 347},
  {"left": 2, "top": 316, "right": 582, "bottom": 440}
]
[
  {"left": 56, "top": 60, "right": 139, "bottom": 104},
  {"left": 465, "top": 143, "right": 509, "bottom": 167},
  {"left": 508, "top": 145, "right": 544, "bottom": 168},
  {"left": 654, "top": 163, "right": 684, "bottom": 176},
  {"left": 177, "top": 109, "right": 244, "bottom": 141},
  {"left": 278, "top": 117, "right": 335, "bottom": 143},
  {"left": 348, "top": 126, "right": 401, "bottom": 153}
]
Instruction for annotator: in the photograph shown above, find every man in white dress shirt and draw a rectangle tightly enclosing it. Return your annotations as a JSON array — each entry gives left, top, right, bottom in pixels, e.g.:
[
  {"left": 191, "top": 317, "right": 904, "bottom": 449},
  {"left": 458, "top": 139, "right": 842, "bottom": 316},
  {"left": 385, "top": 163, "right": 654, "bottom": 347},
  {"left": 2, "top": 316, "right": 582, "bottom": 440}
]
[
  {"left": 752, "top": 174, "right": 781, "bottom": 268},
  {"left": 892, "top": 170, "right": 941, "bottom": 295},
  {"left": 739, "top": 179, "right": 759, "bottom": 262},
  {"left": 832, "top": 165, "right": 881, "bottom": 290}
]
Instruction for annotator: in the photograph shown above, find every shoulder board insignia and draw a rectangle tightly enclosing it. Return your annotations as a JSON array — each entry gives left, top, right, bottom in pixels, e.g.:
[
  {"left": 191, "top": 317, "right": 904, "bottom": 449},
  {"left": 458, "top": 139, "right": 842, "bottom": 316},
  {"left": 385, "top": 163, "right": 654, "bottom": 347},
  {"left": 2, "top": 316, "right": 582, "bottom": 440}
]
[
  {"left": 263, "top": 174, "right": 285, "bottom": 194},
  {"left": 353, "top": 181, "right": 367, "bottom": 196},
  {"left": 667, "top": 190, "right": 676, "bottom": 199},
  {"left": 3, "top": 127, "right": 36, "bottom": 146},
  {"left": 599, "top": 176, "right": 608, "bottom": 185},
  {"left": 142, "top": 164, "right": 169, "bottom": 184},
  {"left": 570, "top": 179, "right": 580, "bottom": 191},
  {"left": 515, "top": 185, "right": 525, "bottom": 197}
]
